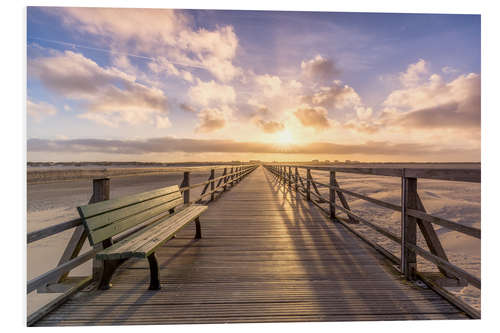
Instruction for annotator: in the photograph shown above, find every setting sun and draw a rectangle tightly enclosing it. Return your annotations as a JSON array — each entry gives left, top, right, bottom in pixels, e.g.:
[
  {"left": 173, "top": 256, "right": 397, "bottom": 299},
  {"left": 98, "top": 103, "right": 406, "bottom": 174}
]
[{"left": 275, "top": 129, "right": 295, "bottom": 145}]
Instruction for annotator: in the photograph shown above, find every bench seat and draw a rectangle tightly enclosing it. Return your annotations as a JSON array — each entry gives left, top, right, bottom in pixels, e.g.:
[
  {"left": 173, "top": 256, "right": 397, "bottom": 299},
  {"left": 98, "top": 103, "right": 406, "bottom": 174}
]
[
  {"left": 97, "top": 205, "right": 208, "bottom": 261},
  {"left": 77, "top": 184, "right": 207, "bottom": 290}
]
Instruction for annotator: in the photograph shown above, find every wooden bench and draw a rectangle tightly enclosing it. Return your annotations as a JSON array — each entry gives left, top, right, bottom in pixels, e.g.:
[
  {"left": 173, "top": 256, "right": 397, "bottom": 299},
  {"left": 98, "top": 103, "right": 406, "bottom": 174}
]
[{"left": 77, "top": 185, "right": 207, "bottom": 291}]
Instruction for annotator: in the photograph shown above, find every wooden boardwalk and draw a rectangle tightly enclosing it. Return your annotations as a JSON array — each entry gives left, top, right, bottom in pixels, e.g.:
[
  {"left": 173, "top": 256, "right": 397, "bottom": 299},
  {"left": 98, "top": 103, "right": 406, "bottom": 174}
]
[{"left": 36, "top": 166, "right": 467, "bottom": 325}]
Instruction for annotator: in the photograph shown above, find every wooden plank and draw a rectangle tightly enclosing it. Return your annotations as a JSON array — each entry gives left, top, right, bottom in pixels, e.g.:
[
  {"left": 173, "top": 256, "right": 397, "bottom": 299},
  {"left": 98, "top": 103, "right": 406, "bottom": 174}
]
[
  {"left": 97, "top": 205, "right": 208, "bottom": 259},
  {"left": 314, "top": 179, "right": 401, "bottom": 212},
  {"left": 27, "top": 276, "right": 93, "bottom": 326},
  {"left": 78, "top": 185, "right": 179, "bottom": 218},
  {"left": 334, "top": 204, "right": 400, "bottom": 243},
  {"left": 268, "top": 165, "right": 480, "bottom": 183},
  {"left": 28, "top": 218, "right": 83, "bottom": 244},
  {"left": 408, "top": 207, "right": 480, "bottom": 239},
  {"left": 28, "top": 249, "right": 97, "bottom": 293},
  {"left": 404, "top": 168, "right": 480, "bottom": 183},
  {"left": 414, "top": 195, "right": 452, "bottom": 278},
  {"left": 88, "top": 197, "right": 184, "bottom": 245},
  {"left": 84, "top": 191, "right": 182, "bottom": 231},
  {"left": 332, "top": 178, "right": 358, "bottom": 224},
  {"left": 407, "top": 243, "right": 480, "bottom": 289},
  {"left": 416, "top": 272, "right": 480, "bottom": 319}
]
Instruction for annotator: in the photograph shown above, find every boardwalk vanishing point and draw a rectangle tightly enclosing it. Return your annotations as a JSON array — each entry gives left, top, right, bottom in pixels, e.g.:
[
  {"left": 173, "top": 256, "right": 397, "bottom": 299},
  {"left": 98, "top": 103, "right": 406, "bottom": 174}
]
[{"left": 28, "top": 165, "right": 480, "bottom": 325}]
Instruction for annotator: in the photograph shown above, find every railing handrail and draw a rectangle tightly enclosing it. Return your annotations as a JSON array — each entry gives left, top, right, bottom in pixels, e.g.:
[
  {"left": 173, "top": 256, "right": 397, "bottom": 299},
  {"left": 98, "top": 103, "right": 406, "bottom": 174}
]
[
  {"left": 27, "top": 165, "right": 258, "bottom": 244},
  {"left": 265, "top": 164, "right": 480, "bottom": 183}
]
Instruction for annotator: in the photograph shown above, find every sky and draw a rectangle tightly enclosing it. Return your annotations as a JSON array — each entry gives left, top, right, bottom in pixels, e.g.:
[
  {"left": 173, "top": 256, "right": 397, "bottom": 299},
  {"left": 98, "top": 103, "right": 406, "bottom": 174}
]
[{"left": 26, "top": 7, "right": 481, "bottom": 162}]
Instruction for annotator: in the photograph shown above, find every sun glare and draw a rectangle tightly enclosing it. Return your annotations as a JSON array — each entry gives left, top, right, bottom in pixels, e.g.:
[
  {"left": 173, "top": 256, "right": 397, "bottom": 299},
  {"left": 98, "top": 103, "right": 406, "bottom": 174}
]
[{"left": 276, "top": 129, "right": 295, "bottom": 146}]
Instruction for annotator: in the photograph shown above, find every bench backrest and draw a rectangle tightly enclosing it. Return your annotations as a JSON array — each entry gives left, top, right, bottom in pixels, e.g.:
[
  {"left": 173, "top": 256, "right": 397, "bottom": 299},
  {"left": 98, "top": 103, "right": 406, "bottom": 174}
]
[{"left": 77, "top": 185, "right": 183, "bottom": 246}]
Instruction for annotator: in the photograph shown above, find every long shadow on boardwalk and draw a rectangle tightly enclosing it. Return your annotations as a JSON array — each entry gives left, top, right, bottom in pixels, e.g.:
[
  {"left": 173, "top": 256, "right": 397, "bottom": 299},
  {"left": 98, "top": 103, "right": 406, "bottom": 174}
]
[
  {"left": 263, "top": 169, "right": 457, "bottom": 320},
  {"left": 35, "top": 166, "right": 467, "bottom": 325}
]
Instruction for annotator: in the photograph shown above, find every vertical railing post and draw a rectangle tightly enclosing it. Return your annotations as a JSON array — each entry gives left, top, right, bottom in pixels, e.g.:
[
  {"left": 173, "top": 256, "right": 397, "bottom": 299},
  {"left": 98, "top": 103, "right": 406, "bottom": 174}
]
[
  {"left": 294, "top": 167, "right": 298, "bottom": 192},
  {"left": 329, "top": 171, "right": 336, "bottom": 221},
  {"left": 182, "top": 171, "right": 190, "bottom": 204},
  {"left": 210, "top": 169, "right": 215, "bottom": 201},
  {"left": 90, "top": 178, "right": 110, "bottom": 282},
  {"left": 229, "top": 167, "right": 234, "bottom": 187},
  {"left": 401, "top": 170, "right": 417, "bottom": 280},
  {"left": 306, "top": 168, "right": 311, "bottom": 201},
  {"left": 288, "top": 166, "right": 292, "bottom": 187},
  {"left": 221, "top": 168, "right": 227, "bottom": 192}
]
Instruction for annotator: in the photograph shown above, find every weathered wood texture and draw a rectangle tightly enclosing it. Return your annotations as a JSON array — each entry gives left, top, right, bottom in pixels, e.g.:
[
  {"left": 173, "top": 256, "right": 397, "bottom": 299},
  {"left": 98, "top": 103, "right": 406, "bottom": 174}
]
[{"left": 35, "top": 167, "right": 467, "bottom": 326}]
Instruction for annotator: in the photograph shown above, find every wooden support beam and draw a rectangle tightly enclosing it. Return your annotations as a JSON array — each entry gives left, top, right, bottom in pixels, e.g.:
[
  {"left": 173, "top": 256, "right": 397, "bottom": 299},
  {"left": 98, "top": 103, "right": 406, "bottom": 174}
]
[
  {"left": 306, "top": 169, "right": 311, "bottom": 201},
  {"left": 181, "top": 172, "right": 190, "bottom": 204},
  {"left": 401, "top": 176, "right": 418, "bottom": 280},
  {"left": 228, "top": 167, "right": 232, "bottom": 185},
  {"left": 216, "top": 168, "right": 226, "bottom": 188},
  {"left": 288, "top": 166, "right": 292, "bottom": 187},
  {"left": 210, "top": 169, "right": 215, "bottom": 201},
  {"left": 294, "top": 167, "right": 298, "bottom": 192},
  {"left": 329, "top": 171, "right": 336, "bottom": 220},
  {"left": 415, "top": 194, "right": 453, "bottom": 279},
  {"left": 331, "top": 178, "right": 358, "bottom": 224},
  {"left": 57, "top": 178, "right": 109, "bottom": 284}
]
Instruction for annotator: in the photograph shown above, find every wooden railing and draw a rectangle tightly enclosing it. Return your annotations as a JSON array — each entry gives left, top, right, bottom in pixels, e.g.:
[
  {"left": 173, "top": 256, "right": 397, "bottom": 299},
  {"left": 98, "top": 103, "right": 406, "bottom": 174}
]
[
  {"left": 26, "top": 164, "right": 258, "bottom": 326},
  {"left": 264, "top": 164, "right": 480, "bottom": 318}
]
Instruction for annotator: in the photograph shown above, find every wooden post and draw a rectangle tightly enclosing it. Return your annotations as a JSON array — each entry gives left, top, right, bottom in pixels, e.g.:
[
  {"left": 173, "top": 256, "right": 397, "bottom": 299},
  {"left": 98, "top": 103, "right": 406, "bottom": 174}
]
[
  {"left": 294, "top": 167, "right": 298, "bottom": 192},
  {"left": 89, "top": 179, "right": 110, "bottom": 283},
  {"left": 227, "top": 167, "right": 236, "bottom": 187},
  {"left": 210, "top": 169, "right": 215, "bottom": 201},
  {"left": 181, "top": 171, "right": 190, "bottom": 204},
  {"left": 223, "top": 168, "right": 227, "bottom": 191},
  {"left": 306, "top": 169, "right": 311, "bottom": 201},
  {"left": 288, "top": 166, "right": 292, "bottom": 187},
  {"left": 401, "top": 172, "right": 417, "bottom": 280},
  {"left": 56, "top": 178, "right": 109, "bottom": 283},
  {"left": 329, "top": 171, "right": 336, "bottom": 220}
]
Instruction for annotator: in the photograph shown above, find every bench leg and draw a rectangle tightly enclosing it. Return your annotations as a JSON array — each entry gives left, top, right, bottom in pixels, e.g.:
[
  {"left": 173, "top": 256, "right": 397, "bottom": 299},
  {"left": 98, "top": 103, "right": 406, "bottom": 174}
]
[
  {"left": 147, "top": 253, "right": 161, "bottom": 290},
  {"left": 195, "top": 217, "right": 202, "bottom": 239},
  {"left": 98, "top": 259, "right": 126, "bottom": 290}
]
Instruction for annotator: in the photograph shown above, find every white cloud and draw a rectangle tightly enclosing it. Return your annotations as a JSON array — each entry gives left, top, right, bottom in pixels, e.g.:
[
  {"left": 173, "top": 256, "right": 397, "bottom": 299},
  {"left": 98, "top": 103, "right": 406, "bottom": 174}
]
[
  {"left": 30, "top": 50, "right": 170, "bottom": 128},
  {"left": 294, "top": 106, "right": 331, "bottom": 130},
  {"left": 148, "top": 56, "right": 195, "bottom": 82},
  {"left": 345, "top": 72, "right": 481, "bottom": 134},
  {"left": 253, "top": 119, "right": 285, "bottom": 134},
  {"left": 27, "top": 99, "right": 57, "bottom": 120},
  {"left": 301, "top": 55, "right": 339, "bottom": 82},
  {"left": 384, "top": 72, "right": 479, "bottom": 111},
  {"left": 196, "top": 108, "right": 227, "bottom": 133},
  {"left": 356, "top": 106, "right": 373, "bottom": 120},
  {"left": 400, "top": 59, "right": 429, "bottom": 87},
  {"left": 255, "top": 74, "right": 282, "bottom": 98},
  {"left": 303, "top": 80, "right": 362, "bottom": 110},
  {"left": 188, "top": 79, "right": 236, "bottom": 107},
  {"left": 54, "top": 8, "right": 241, "bottom": 82}
]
